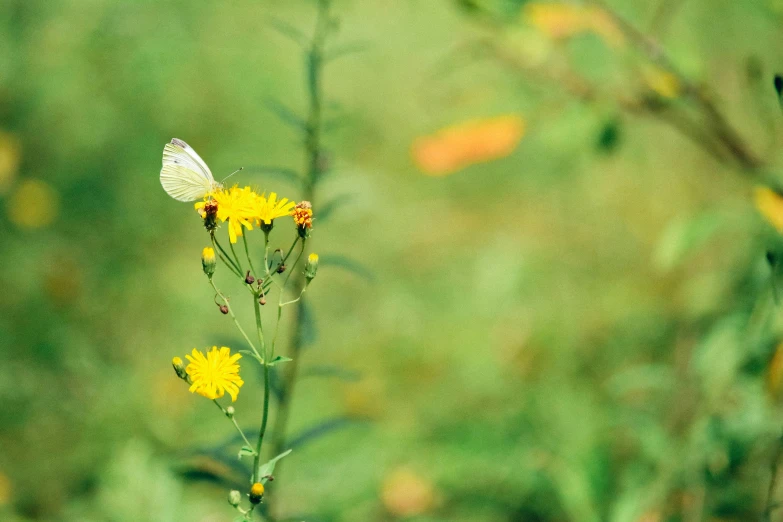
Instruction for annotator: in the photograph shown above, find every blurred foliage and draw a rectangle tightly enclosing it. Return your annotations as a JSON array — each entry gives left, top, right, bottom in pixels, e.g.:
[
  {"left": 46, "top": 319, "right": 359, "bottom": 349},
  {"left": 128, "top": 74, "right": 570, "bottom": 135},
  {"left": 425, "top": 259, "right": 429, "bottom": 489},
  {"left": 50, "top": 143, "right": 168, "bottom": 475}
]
[{"left": 4, "top": 1, "right": 783, "bottom": 521}]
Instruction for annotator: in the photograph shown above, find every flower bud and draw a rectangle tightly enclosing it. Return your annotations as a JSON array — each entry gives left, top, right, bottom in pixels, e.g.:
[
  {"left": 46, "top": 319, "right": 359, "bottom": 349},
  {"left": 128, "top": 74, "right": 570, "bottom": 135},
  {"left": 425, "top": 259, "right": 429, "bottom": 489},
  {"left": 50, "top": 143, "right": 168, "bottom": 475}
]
[
  {"left": 245, "top": 271, "right": 255, "bottom": 285},
  {"left": 305, "top": 253, "right": 319, "bottom": 282},
  {"left": 293, "top": 201, "right": 313, "bottom": 238},
  {"left": 172, "top": 356, "right": 187, "bottom": 380},
  {"left": 276, "top": 264, "right": 286, "bottom": 274},
  {"left": 249, "top": 482, "right": 265, "bottom": 504},
  {"left": 228, "top": 489, "right": 242, "bottom": 507},
  {"left": 259, "top": 297, "right": 267, "bottom": 306},
  {"left": 199, "top": 199, "right": 219, "bottom": 232},
  {"left": 225, "top": 406, "right": 235, "bottom": 419},
  {"left": 219, "top": 304, "right": 229, "bottom": 315},
  {"left": 202, "top": 247, "right": 216, "bottom": 278}
]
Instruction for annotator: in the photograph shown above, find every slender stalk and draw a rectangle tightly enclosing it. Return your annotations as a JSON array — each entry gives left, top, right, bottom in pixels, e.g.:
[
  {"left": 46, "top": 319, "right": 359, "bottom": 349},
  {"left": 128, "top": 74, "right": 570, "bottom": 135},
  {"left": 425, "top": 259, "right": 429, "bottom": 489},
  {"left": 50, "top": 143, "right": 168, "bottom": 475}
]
[
  {"left": 269, "top": 0, "right": 331, "bottom": 491},
  {"left": 212, "top": 234, "right": 243, "bottom": 277},
  {"left": 210, "top": 279, "right": 261, "bottom": 360},
  {"left": 252, "top": 295, "right": 271, "bottom": 484},
  {"left": 211, "top": 399, "right": 255, "bottom": 452},
  {"left": 229, "top": 239, "right": 244, "bottom": 274},
  {"left": 242, "top": 233, "right": 258, "bottom": 278}
]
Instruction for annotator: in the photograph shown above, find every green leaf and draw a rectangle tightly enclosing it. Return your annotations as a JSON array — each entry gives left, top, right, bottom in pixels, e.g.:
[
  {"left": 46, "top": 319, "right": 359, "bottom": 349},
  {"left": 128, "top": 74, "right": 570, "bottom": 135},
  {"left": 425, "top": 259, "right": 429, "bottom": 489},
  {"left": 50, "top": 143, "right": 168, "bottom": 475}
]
[
  {"left": 268, "top": 17, "right": 308, "bottom": 46},
  {"left": 301, "top": 364, "right": 361, "bottom": 382},
  {"left": 319, "top": 254, "right": 375, "bottom": 282},
  {"left": 265, "top": 98, "right": 306, "bottom": 131},
  {"left": 257, "top": 449, "right": 292, "bottom": 482},
  {"left": 268, "top": 355, "right": 293, "bottom": 366},
  {"left": 237, "top": 445, "right": 256, "bottom": 460},
  {"left": 324, "top": 41, "right": 369, "bottom": 62}
]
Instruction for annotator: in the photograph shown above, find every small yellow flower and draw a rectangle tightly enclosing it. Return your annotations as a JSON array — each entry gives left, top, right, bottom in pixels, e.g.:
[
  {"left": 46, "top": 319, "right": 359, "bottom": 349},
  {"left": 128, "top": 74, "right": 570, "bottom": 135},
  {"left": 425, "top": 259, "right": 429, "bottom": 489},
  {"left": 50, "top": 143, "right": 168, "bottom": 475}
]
[
  {"left": 249, "top": 482, "right": 265, "bottom": 504},
  {"left": 185, "top": 346, "right": 244, "bottom": 401},
  {"left": 255, "top": 192, "right": 296, "bottom": 226},
  {"left": 305, "top": 252, "right": 319, "bottom": 282},
  {"left": 172, "top": 356, "right": 187, "bottom": 380},
  {"left": 196, "top": 186, "right": 258, "bottom": 243}
]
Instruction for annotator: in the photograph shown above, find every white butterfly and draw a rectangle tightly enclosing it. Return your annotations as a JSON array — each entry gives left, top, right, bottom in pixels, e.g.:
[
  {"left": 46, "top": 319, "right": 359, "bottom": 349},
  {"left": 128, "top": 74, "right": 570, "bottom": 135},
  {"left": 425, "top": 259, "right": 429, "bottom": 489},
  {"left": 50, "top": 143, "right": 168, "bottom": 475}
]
[{"left": 160, "top": 138, "right": 222, "bottom": 202}]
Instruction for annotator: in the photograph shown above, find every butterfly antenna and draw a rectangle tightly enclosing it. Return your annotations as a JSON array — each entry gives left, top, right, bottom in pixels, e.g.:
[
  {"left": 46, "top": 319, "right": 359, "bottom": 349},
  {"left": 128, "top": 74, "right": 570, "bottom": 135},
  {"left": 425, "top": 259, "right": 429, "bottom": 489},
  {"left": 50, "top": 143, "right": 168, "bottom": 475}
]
[{"left": 221, "top": 167, "right": 244, "bottom": 184}]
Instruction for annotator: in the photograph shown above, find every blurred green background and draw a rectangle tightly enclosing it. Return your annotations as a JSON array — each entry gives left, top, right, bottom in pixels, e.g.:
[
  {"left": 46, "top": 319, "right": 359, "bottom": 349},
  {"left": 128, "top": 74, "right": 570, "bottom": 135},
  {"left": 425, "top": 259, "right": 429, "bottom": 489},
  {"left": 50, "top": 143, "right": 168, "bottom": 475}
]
[{"left": 5, "top": 1, "right": 783, "bottom": 521}]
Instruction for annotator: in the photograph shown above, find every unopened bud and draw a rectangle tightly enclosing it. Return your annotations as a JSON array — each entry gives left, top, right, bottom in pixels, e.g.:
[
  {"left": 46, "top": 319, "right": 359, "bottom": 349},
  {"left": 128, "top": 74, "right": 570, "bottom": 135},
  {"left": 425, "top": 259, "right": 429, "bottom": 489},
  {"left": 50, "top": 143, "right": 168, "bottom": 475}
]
[
  {"left": 219, "top": 304, "right": 229, "bottom": 315},
  {"left": 276, "top": 264, "right": 286, "bottom": 274},
  {"left": 228, "top": 489, "right": 242, "bottom": 507},
  {"left": 305, "top": 253, "right": 319, "bottom": 282},
  {"left": 225, "top": 406, "right": 235, "bottom": 418},
  {"left": 249, "top": 482, "right": 265, "bottom": 504},
  {"left": 172, "top": 356, "right": 187, "bottom": 379},
  {"left": 245, "top": 271, "right": 255, "bottom": 285},
  {"left": 202, "top": 247, "right": 216, "bottom": 278},
  {"left": 259, "top": 297, "right": 267, "bottom": 306}
]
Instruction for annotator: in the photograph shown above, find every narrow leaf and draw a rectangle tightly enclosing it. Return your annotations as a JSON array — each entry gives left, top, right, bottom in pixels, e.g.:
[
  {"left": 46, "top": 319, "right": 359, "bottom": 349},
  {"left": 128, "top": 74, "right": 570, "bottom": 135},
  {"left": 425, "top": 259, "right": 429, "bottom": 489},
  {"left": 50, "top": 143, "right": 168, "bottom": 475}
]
[
  {"left": 324, "top": 41, "right": 370, "bottom": 62},
  {"left": 301, "top": 365, "right": 361, "bottom": 382},
  {"left": 239, "top": 350, "right": 264, "bottom": 364},
  {"left": 268, "top": 17, "right": 308, "bottom": 46},
  {"left": 237, "top": 445, "right": 256, "bottom": 460},
  {"left": 288, "top": 417, "right": 367, "bottom": 450},
  {"left": 319, "top": 254, "right": 375, "bottom": 282},
  {"left": 265, "top": 98, "right": 306, "bottom": 130},
  {"left": 269, "top": 355, "right": 293, "bottom": 366},
  {"left": 258, "top": 449, "right": 293, "bottom": 482}
]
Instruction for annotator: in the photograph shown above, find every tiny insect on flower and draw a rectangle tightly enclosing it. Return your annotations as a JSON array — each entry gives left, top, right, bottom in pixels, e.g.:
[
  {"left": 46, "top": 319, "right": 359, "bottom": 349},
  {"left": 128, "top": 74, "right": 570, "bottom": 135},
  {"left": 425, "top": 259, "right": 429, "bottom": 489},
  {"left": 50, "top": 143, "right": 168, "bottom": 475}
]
[{"left": 249, "top": 482, "right": 265, "bottom": 504}]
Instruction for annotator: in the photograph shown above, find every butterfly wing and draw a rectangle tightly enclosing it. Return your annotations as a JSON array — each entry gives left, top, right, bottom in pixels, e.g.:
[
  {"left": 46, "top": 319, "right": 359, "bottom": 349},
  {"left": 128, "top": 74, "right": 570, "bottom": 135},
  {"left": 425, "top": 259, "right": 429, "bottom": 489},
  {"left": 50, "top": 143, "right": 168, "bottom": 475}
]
[{"left": 160, "top": 138, "right": 219, "bottom": 202}]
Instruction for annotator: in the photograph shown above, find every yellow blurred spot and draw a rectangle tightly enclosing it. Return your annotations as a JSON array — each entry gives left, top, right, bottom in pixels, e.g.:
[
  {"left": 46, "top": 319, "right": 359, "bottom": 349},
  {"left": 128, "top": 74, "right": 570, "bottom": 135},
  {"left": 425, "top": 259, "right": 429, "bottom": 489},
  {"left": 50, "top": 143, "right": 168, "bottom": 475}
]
[
  {"left": 381, "top": 467, "right": 435, "bottom": 517},
  {"left": 642, "top": 65, "right": 681, "bottom": 99},
  {"left": 755, "top": 187, "right": 783, "bottom": 233},
  {"left": 769, "top": 342, "right": 783, "bottom": 395},
  {"left": 8, "top": 179, "right": 60, "bottom": 229},
  {"left": 0, "top": 132, "right": 20, "bottom": 195},
  {"left": 0, "top": 471, "right": 11, "bottom": 505},
  {"left": 524, "top": 2, "right": 625, "bottom": 47},
  {"left": 412, "top": 115, "right": 525, "bottom": 176}
]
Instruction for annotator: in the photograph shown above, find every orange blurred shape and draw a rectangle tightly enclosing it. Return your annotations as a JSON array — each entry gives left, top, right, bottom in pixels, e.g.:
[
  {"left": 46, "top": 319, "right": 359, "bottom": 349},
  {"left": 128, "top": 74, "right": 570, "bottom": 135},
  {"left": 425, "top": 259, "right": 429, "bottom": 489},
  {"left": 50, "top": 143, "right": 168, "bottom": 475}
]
[
  {"left": 381, "top": 467, "right": 435, "bottom": 517},
  {"left": 412, "top": 115, "right": 525, "bottom": 176},
  {"left": 524, "top": 2, "right": 625, "bottom": 47},
  {"left": 755, "top": 186, "right": 783, "bottom": 233},
  {"left": 8, "top": 179, "right": 60, "bottom": 229},
  {"left": 0, "top": 471, "right": 11, "bottom": 506},
  {"left": 769, "top": 342, "right": 783, "bottom": 395},
  {"left": 0, "top": 131, "right": 20, "bottom": 195}
]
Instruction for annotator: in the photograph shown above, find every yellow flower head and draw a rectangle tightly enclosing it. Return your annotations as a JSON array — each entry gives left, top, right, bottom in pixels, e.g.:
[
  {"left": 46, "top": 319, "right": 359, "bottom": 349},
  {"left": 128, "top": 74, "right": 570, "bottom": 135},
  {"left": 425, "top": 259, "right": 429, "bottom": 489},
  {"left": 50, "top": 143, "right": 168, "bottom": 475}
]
[
  {"left": 249, "top": 482, "right": 265, "bottom": 504},
  {"left": 196, "top": 186, "right": 258, "bottom": 243},
  {"left": 255, "top": 192, "right": 296, "bottom": 226},
  {"left": 185, "top": 346, "right": 244, "bottom": 401},
  {"left": 293, "top": 201, "right": 313, "bottom": 229}
]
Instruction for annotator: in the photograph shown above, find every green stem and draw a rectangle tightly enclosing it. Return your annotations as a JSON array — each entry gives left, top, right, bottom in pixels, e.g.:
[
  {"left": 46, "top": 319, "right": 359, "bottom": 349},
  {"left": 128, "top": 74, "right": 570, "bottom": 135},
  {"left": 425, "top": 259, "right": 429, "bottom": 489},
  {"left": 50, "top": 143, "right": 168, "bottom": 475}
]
[
  {"left": 212, "top": 399, "right": 255, "bottom": 452},
  {"left": 229, "top": 239, "right": 244, "bottom": 274},
  {"left": 242, "top": 233, "right": 258, "bottom": 278},
  {"left": 212, "top": 234, "right": 243, "bottom": 277},
  {"left": 252, "top": 294, "right": 271, "bottom": 483},
  {"left": 764, "top": 432, "right": 783, "bottom": 521},
  {"left": 210, "top": 279, "right": 261, "bottom": 360}
]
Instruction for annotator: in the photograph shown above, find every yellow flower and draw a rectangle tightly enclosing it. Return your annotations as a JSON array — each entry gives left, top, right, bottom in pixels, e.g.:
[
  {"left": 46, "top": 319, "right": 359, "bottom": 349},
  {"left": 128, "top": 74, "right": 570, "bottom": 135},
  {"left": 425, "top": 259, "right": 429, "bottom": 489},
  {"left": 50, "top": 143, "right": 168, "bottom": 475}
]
[
  {"left": 755, "top": 186, "right": 783, "bottom": 233},
  {"left": 195, "top": 186, "right": 258, "bottom": 243},
  {"left": 249, "top": 482, "right": 265, "bottom": 504},
  {"left": 411, "top": 115, "right": 526, "bottom": 176},
  {"left": 185, "top": 346, "right": 244, "bottom": 401},
  {"left": 201, "top": 247, "right": 216, "bottom": 277},
  {"left": 255, "top": 192, "right": 296, "bottom": 226}
]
